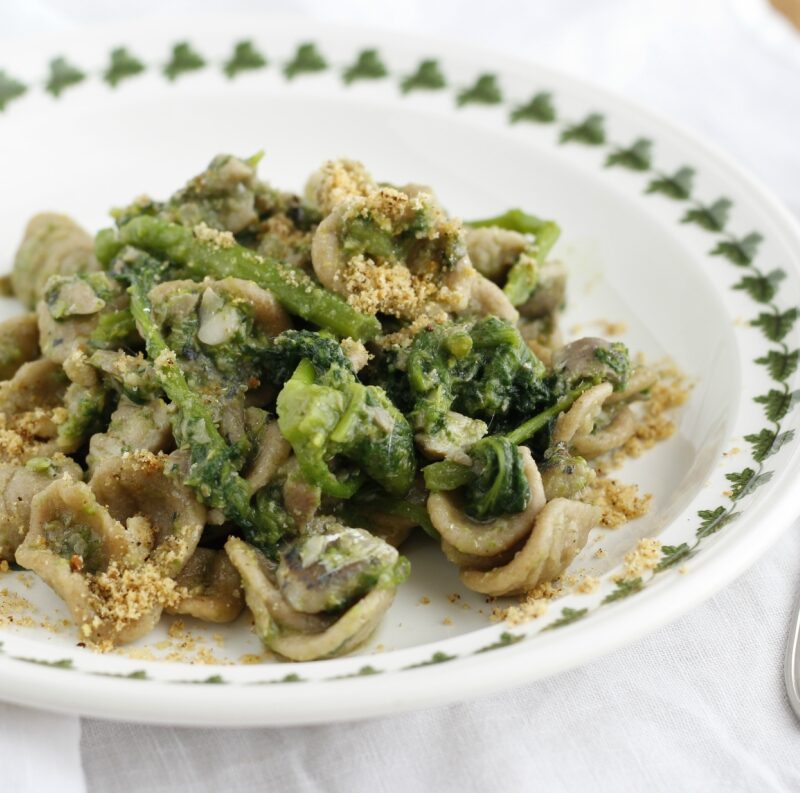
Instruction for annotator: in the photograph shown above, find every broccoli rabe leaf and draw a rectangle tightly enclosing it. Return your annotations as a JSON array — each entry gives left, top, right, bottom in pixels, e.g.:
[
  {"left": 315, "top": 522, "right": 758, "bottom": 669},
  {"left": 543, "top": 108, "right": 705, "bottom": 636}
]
[
  {"left": 423, "top": 437, "right": 530, "bottom": 521},
  {"left": 250, "top": 485, "right": 296, "bottom": 553},
  {"left": 464, "top": 437, "right": 530, "bottom": 520},
  {"left": 114, "top": 248, "right": 288, "bottom": 555},
  {"left": 260, "top": 329, "right": 354, "bottom": 388},
  {"left": 593, "top": 343, "right": 631, "bottom": 391},
  {"left": 276, "top": 359, "right": 416, "bottom": 499},
  {"left": 406, "top": 317, "right": 550, "bottom": 435}
]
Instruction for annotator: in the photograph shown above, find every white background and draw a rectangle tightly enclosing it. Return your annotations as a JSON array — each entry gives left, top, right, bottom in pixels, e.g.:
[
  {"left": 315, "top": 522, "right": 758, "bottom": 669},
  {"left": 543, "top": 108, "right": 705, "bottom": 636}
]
[{"left": 2, "top": 1, "right": 800, "bottom": 791}]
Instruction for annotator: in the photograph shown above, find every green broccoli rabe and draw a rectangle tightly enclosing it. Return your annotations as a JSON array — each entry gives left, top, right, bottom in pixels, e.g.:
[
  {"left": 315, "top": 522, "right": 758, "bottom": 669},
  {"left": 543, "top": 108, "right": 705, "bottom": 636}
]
[
  {"left": 259, "top": 329, "right": 355, "bottom": 388},
  {"left": 423, "top": 436, "right": 530, "bottom": 521},
  {"left": 406, "top": 316, "right": 550, "bottom": 435},
  {"left": 150, "top": 279, "right": 269, "bottom": 399},
  {"left": 422, "top": 382, "right": 594, "bottom": 519},
  {"left": 502, "top": 252, "right": 538, "bottom": 307},
  {"left": 463, "top": 436, "right": 531, "bottom": 520},
  {"left": 250, "top": 484, "right": 296, "bottom": 553},
  {"left": 276, "top": 359, "right": 416, "bottom": 499},
  {"left": 88, "top": 308, "right": 138, "bottom": 350},
  {"left": 57, "top": 381, "right": 108, "bottom": 452},
  {"left": 467, "top": 209, "right": 561, "bottom": 306},
  {"left": 115, "top": 248, "right": 288, "bottom": 556},
  {"left": 99, "top": 216, "right": 381, "bottom": 340}
]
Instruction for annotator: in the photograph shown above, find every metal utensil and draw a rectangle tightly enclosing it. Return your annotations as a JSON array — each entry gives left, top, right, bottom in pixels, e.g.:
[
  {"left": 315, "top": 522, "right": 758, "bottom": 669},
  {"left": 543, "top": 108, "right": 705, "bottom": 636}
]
[{"left": 785, "top": 592, "right": 800, "bottom": 719}]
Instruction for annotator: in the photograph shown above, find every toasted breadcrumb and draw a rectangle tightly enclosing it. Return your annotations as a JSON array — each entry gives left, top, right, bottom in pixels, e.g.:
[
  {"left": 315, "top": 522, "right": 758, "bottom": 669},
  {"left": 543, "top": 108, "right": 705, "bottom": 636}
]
[
  {"left": 616, "top": 538, "right": 662, "bottom": 581},
  {"left": 309, "top": 159, "right": 375, "bottom": 215},
  {"left": 85, "top": 561, "right": 186, "bottom": 649},
  {"left": 239, "top": 653, "right": 267, "bottom": 664},
  {"left": 621, "top": 364, "right": 690, "bottom": 459},
  {"left": 193, "top": 222, "right": 235, "bottom": 248},
  {"left": 339, "top": 254, "right": 440, "bottom": 319},
  {"left": 0, "top": 560, "right": 9, "bottom": 573},
  {"left": 573, "top": 575, "right": 600, "bottom": 594},
  {"left": 0, "top": 584, "right": 66, "bottom": 633},
  {"left": 493, "top": 574, "right": 599, "bottom": 626},
  {"left": 584, "top": 477, "right": 652, "bottom": 528},
  {"left": 499, "top": 597, "right": 549, "bottom": 625}
]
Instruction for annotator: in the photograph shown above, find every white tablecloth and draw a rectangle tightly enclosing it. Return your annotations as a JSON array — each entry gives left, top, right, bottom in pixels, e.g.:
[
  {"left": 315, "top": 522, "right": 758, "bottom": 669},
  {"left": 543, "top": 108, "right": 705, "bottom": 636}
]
[{"left": 3, "top": 1, "right": 800, "bottom": 790}]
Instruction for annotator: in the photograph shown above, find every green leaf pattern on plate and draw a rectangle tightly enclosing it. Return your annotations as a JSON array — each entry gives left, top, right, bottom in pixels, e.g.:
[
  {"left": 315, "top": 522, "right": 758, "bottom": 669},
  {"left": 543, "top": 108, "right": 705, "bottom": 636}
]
[
  {"left": 510, "top": 91, "right": 556, "bottom": 123},
  {"left": 343, "top": 49, "right": 388, "bottom": 84},
  {"left": 224, "top": 40, "right": 267, "bottom": 78},
  {"left": 284, "top": 43, "right": 327, "bottom": 79},
  {"left": 560, "top": 113, "right": 606, "bottom": 145},
  {"left": 605, "top": 137, "right": 652, "bottom": 170},
  {"left": 104, "top": 48, "right": 145, "bottom": 87},
  {"left": 46, "top": 57, "right": 85, "bottom": 97},
  {"left": 401, "top": 59, "right": 446, "bottom": 93},
  {"left": 164, "top": 42, "right": 206, "bottom": 80},
  {"left": 0, "top": 71, "right": 26, "bottom": 111},
  {"left": 457, "top": 73, "right": 502, "bottom": 106},
  {"left": 646, "top": 166, "right": 695, "bottom": 199}
]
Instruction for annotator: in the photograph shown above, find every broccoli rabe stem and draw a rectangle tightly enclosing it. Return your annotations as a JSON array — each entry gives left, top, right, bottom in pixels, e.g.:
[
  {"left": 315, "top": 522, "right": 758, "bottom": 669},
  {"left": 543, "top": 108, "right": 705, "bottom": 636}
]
[
  {"left": 125, "top": 257, "right": 284, "bottom": 553},
  {"left": 504, "top": 382, "right": 592, "bottom": 445},
  {"left": 423, "top": 461, "right": 474, "bottom": 492},
  {"left": 423, "top": 382, "right": 593, "bottom": 492},
  {"left": 466, "top": 209, "right": 560, "bottom": 264},
  {"left": 113, "top": 216, "right": 381, "bottom": 341}
]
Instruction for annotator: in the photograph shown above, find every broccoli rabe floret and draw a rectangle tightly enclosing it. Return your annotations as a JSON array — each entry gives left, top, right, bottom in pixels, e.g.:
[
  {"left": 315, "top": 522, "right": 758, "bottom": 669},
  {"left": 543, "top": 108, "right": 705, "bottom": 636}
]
[
  {"left": 406, "top": 316, "right": 550, "bottom": 435},
  {"left": 260, "top": 329, "right": 355, "bottom": 388},
  {"left": 276, "top": 358, "right": 416, "bottom": 499},
  {"left": 249, "top": 483, "right": 297, "bottom": 553}
]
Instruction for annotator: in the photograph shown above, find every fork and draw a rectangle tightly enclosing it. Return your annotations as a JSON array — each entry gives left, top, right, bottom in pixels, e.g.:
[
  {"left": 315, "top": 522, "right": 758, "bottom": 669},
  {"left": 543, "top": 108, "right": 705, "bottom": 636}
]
[{"left": 785, "top": 592, "right": 800, "bottom": 719}]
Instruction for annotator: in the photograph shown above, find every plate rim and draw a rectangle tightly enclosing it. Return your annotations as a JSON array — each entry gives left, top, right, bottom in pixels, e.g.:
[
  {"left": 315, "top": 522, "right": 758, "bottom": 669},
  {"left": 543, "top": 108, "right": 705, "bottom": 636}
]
[{"left": 1, "top": 14, "right": 799, "bottom": 725}]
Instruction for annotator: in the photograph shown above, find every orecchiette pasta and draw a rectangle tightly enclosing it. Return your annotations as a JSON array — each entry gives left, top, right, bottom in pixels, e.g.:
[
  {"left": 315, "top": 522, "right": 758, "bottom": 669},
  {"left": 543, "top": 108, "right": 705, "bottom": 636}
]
[{"left": 0, "top": 153, "right": 685, "bottom": 660}]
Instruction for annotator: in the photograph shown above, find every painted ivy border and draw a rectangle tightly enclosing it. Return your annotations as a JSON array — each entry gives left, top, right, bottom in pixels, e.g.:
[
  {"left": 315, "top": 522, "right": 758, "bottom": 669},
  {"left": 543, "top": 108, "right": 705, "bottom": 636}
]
[{"left": 0, "top": 38, "right": 798, "bottom": 685}]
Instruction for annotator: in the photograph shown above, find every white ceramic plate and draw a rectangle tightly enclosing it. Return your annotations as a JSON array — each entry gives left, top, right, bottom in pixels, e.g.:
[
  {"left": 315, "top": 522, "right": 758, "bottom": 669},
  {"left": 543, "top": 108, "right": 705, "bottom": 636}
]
[{"left": 1, "top": 15, "right": 799, "bottom": 726}]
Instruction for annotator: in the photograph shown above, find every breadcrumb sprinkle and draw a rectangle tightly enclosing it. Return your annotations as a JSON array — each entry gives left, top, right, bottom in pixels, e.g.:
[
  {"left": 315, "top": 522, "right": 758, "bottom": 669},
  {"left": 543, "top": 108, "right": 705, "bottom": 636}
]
[
  {"left": 85, "top": 561, "right": 186, "bottom": 649},
  {"left": 584, "top": 477, "right": 652, "bottom": 528},
  {"left": 340, "top": 254, "right": 440, "bottom": 319},
  {"left": 616, "top": 538, "right": 662, "bottom": 581},
  {"left": 193, "top": 222, "right": 235, "bottom": 249},
  {"left": 619, "top": 364, "right": 690, "bottom": 463}
]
